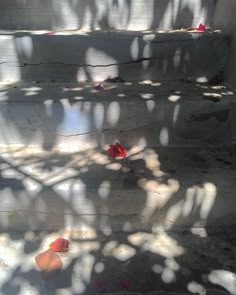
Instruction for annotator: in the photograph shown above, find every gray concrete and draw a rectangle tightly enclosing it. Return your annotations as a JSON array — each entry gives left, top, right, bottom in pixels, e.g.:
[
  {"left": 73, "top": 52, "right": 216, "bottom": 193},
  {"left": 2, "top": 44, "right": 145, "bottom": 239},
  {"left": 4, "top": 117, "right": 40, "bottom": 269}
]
[
  {"left": 1, "top": 141, "right": 236, "bottom": 231},
  {"left": 213, "top": 0, "right": 236, "bottom": 90},
  {"left": 0, "top": 228, "right": 234, "bottom": 294},
  {"left": 0, "top": 31, "right": 229, "bottom": 82},
  {"left": 0, "top": 0, "right": 216, "bottom": 31},
  {"left": 0, "top": 81, "right": 234, "bottom": 149}
]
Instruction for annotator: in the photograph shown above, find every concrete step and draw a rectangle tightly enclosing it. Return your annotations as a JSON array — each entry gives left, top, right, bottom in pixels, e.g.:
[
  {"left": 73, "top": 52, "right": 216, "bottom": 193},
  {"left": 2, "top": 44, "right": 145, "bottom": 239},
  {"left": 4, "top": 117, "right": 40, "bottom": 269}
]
[
  {"left": 0, "top": 30, "right": 229, "bottom": 82},
  {"left": 0, "top": 229, "right": 234, "bottom": 295},
  {"left": 1, "top": 146, "right": 236, "bottom": 231},
  {"left": 0, "top": 81, "right": 234, "bottom": 150}
]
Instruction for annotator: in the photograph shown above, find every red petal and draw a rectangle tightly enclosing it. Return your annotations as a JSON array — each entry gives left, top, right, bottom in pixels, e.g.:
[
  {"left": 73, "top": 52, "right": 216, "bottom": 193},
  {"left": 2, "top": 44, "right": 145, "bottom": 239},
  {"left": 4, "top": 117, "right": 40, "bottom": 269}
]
[
  {"left": 198, "top": 23, "right": 206, "bottom": 32},
  {"left": 49, "top": 238, "right": 69, "bottom": 252},
  {"left": 35, "top": 250, "right": 62, "bottom": 272},
  {"left": 108, "top": 147, "right": 115, "bottom": 157},
  {"left": 94, "top": 84, "right": 103, "bottom": 90}
]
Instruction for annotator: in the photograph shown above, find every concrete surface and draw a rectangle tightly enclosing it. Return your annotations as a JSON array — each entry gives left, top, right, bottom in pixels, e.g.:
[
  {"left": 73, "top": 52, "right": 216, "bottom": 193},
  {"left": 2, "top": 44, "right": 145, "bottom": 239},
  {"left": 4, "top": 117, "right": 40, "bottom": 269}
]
[
  {"left": 1, "top": 145, "right": 236, "bottom": 232},
  {"left": 0, "top": 0, "right": 216, "bottom": 31},
  {"left": 213, "top": 0, "right": 236, "bottom": 90},
  {"left": 0, "top": 81, "right": 234, "bottom": 149},
  {"left": 0, "top": 83, "right": 235, "bottom": 294},
  {"left": 0, "top": 31, "right": 229, "bottom": 82},
  {"left": 0, "top": 229, "right": 234, "bottom": 294}
]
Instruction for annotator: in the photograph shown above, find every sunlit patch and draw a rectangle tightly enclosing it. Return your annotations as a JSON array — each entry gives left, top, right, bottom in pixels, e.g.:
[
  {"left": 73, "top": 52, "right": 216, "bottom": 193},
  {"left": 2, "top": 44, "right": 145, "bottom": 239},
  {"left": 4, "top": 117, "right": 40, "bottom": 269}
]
[
  {"left": 94, "top": 262, "right": 105, "bottom": 273},
  {"left": 140, "top": 93, "right": 154, "bottom": 99},
  {"left": 128, "top": 145, "right": 144, "bottom": 157},
  {"left": 168, "top": 95, "right": 181, "bottom": 102},
  {"left": 142, "top": 80, "right": 153, "bottom": 84},
  {"left": 165, "top": 258, "right": 180, "bottom": 271},
  {"left": 130, "top": 37, "right": 139, "bottom": 59},
  {"left": 152, "top": 264, "right": 163, "bottom": 274},
  {"left": 103, "top": 241, "right": 136, "bottom": 261},
  {"left": 187, "top": 281, "right": 206, "bottom": 295},
  {"left": 196, "top": 77, "right": 208, "bottom": 83},
  {"left": 211, "top": 85, "right": 225, "bottom": 90},
  {"left": 191, "top": 226, "right": 207, "bottom": 238},
  {"left": 102, "top": 225, "right": 112, "bottom": 236},
  {"left": 145, "top": 233, "right": 184, "bottom": 257},
  {"left": 74, "top": 96, "right": 84, "bottom": 100},
  {"left": 151, "top": 82, "right": 161, "bottom": 87},
  {"left": 106, "top": 163, "right": 122, "bottom": 171},
  {"left": 90, "top": 152, "right": 110, "bottom": 165},
  {"left": 146, "top": 100, "right": 155, "bottom": 112},
  {"left": 129, "top": 232, "right": 184, "bottom": 258},
  {"left": 173, "top": 104, "right": 180, "bottom": 124},
  {"left": 107, "top": 102, "right": 120, "bottom": 126},
  {"left": 160, "top": 127, "right": 169, "bottom": 146},
  {"left": 203, "top": 92, "right": 222, "bottom": 98},
  {"left": 98, "top": 181, "right": 111, "bottom": 200},
  {"left": 208, "top": 270, "right": 236, "bottom": 294},
  {"left": 63, "top": 87, "right": 83, "bottom": 92},
  {"left": 123, "top": 222, "right": 132, "bottom": 232},
  {"left": 165, "top": 200, "right": 183, "bottom": 227},
  {"left": 162, "top": 267, "right": 176, "bottom": 283}
]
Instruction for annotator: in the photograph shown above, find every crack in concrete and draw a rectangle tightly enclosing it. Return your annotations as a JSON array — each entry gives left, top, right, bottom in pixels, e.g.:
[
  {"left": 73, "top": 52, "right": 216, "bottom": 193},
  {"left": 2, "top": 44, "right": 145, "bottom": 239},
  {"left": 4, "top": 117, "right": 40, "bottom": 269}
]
[
  {"left": 0, "top": 53, "right": 183, "bottom": 68},
  {"left": 57, "top": 122, "right": 158, "bottom": 137},
  {"left": 0, "top": 209, "right": 139, "bottom": 218}
]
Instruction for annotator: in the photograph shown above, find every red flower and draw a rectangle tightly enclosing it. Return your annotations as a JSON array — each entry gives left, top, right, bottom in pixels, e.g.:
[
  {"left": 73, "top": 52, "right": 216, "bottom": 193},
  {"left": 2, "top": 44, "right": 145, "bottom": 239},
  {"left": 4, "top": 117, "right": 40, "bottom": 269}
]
[
  {"left": 35, "top": 249, "right": 62, "bottom": 272},
  {"left": 198, "top": 23, "right": 206, "bottom": 32},
  {"left": 108, "top": 143, "right": 127, "bottom": 158},
  {"left": 49, "top": 238, "right": 69, "bottom": 252},
  {"left": 48, "top": 31, "right": 55, "bottom": 35}
]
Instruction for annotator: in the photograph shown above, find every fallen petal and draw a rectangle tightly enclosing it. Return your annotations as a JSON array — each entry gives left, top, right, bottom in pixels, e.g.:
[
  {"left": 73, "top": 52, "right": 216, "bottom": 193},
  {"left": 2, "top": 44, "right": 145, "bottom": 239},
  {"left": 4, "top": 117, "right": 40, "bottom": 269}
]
[
  {"left": 49, "top": 238, "right": 69, "bottom": 252},
  {"left": 198, "top": 23, "right": 206, "bottom": 32},
  {"left": 35, "top": 249, "right": 63, "bottom": 272},
  {"left": 94, "top": 84, "right": 103, "bottom": 90}
]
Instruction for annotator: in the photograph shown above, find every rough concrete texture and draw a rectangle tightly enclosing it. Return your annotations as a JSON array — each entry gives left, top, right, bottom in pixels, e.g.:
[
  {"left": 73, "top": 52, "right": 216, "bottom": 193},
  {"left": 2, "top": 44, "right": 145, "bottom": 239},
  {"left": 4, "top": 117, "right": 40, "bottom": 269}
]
[
  {"left": 0, "top": 81, "right": 234, "bottom": 149},
  {"left": 1, "top": 144, "right": 236, "bottom": 231},
  {"left": 0, "top": 82, "right": 235, "bottom": 294},
  {"left": 0, "top": 0, "right": 216, "bottom": 31},
  {"left": 0, "top": 31, "right": 229, "bottom": 82},
  {"left": 0, "top": 229, "right": 234, "bottom": 294},
  {"left": 213, "top": 0, "right": 236, "bottom": 90}
]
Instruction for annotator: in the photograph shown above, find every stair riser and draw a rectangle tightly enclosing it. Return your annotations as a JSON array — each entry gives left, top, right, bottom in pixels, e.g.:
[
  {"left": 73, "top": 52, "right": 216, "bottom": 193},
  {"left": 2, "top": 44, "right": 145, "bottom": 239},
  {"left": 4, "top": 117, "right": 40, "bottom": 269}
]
[
  {"left": 0, "top": 99, "right": 232, "bottom": 149},
  {"left": 0, "top": 32, "right": 229, "bottom": 82}
]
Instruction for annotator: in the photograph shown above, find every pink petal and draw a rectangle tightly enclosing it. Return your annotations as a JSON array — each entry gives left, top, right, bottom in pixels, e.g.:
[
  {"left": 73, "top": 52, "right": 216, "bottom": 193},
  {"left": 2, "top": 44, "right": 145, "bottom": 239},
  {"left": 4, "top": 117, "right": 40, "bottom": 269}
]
[
  {"left": 35, "top": 249, "right": 63, "bottom": 272},
  {"left": 198, "top": 23, "right": 206, "bottom": 32}
]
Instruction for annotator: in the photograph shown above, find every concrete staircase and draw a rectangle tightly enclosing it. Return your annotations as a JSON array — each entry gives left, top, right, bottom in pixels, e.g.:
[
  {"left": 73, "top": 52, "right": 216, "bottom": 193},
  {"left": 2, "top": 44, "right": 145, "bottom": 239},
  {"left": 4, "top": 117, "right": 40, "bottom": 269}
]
[{"left": 0, "top": 1, "right": 235, "bottom": 294}]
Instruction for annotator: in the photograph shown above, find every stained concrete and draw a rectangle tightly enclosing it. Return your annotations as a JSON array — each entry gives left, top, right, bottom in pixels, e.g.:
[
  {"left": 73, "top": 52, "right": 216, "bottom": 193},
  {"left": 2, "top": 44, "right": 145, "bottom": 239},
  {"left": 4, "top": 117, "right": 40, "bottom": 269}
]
[{"left": 0, "top": 31, "right": 229, "bottom": 82}]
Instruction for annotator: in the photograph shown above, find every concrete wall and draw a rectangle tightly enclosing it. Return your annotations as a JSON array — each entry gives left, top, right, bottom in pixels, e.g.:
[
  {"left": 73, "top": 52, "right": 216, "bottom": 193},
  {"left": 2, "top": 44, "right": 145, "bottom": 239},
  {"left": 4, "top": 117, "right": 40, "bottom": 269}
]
[
  {"left": 213, "top": 0, "right": 236, "bottom": 90},
  {"left": 0, "top": 0, "right": 216, "bottom": 31}
]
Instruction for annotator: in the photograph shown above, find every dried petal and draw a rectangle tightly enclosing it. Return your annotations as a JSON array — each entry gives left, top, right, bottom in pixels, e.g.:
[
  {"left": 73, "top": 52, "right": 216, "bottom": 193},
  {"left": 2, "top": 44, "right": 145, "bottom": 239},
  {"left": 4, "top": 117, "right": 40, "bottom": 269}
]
[{"left": 35, "top": 249, "right": 62, "bottom": 272}]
